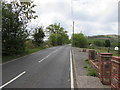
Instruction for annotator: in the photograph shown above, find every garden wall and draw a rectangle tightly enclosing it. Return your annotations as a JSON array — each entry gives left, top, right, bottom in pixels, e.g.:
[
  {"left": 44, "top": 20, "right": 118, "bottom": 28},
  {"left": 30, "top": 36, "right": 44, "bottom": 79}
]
[{"left": 88, "top": 50, "right": 120, "bottom": 89}]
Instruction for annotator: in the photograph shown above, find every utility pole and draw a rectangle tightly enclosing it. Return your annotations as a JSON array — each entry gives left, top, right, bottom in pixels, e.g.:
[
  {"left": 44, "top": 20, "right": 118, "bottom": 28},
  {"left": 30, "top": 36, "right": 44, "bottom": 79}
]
[{"left": 72, "top": 21, "right": 74, "bottom": 46}]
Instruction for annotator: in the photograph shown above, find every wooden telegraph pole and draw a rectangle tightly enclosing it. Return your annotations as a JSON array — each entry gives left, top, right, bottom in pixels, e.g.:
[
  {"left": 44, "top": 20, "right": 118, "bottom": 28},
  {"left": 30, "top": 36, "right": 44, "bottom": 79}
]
[{"left": 72, "top": 21, "right": 74, "bottom": 46}]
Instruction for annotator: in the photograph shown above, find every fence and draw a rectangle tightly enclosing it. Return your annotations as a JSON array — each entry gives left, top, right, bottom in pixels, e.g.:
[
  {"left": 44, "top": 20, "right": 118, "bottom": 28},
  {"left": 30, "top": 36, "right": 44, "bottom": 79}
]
[
  {"left": 88, "top": 49, "right": 120, "bottom": 89},
  {"left": 111, "top": 56, "right": 120, "bottom": 89}
]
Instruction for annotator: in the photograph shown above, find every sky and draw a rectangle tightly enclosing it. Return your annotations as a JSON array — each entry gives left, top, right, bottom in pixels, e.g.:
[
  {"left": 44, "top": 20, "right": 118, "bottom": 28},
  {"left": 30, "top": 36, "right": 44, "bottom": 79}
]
[{"left": 26, "top": 0, "right": 119, "bottom": 37}]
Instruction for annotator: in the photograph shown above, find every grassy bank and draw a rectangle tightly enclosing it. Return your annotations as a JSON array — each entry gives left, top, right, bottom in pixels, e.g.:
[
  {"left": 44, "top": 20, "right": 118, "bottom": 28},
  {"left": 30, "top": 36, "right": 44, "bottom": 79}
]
[
  {"left": 86, "top": 47, "right": 120, "bottom": 57},
  {"left": 2, "top": 47, "right": 46, "bottom": 63},
  {"left": 83, "top": 59, "right": 99, "bottom": 77}
]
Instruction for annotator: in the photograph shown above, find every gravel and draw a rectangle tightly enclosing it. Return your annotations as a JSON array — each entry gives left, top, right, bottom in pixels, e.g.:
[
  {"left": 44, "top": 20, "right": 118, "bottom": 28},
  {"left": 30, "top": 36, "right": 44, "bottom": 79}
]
[{"left": 72, "top": 47, "right": 111, "bottom": 88}]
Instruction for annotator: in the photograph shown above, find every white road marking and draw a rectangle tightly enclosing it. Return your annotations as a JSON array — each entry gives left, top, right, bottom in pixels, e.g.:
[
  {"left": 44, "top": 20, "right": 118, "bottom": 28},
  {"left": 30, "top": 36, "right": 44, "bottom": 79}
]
[
  {"left": 1, "top": 47, "right": 58, "bottom": 65},
  {"left": 38, "top": 54, "right": 50, "bottom": 63},
  {"left": 70, "top": 50, "right": 74, "bottom": 89},
  {"left": 38, "top": 47, "right": 62, "bottom": 63},
  {"left": 0, "top": 71, "right": 26, "bottom": 89}
]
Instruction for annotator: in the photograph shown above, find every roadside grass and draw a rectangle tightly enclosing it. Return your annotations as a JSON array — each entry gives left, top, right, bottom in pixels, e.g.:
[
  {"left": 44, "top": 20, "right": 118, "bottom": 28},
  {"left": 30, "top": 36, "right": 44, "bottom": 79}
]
[
  {"left": 86, "top": 47, "right": 120, "bottom": 57},
  {"left": 87, "top": 66, "right": 99, "bottom": 77},
  {"left": 113, "top": 53, "right": 120, "bottom": 56},
  {"left": 84, "top": 59, "right": 89, "bottom": 64},
  {"left": 83, "top": 65, "right": 88, "bottom": 68},
  {"left": 96, "top": 47, "right": 120, "bottom": 56},
  {"left": 83, "top": 59, "right": 98, "bottom": 77},
  {"left": 2, "top": 47, "right": 45, "bottom": 63}
]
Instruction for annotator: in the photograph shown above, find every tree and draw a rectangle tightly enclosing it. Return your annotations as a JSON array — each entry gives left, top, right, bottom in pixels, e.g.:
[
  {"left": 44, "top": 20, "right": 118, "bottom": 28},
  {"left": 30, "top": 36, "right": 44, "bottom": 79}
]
[
  {"left": 93, "top": 40, "right": 104, "bottom": 47},
  {"left": 46, "top": 23, "right": 69, "bottom": 46},
  {"left": 46, "top": 23, "right": 64, "bottom": 35},
  {"left": 32, "top": 27, "right": 45, "bottom": 46},
  {"left": 2, "top": 1, "right": 37, "bottom": 55},
  {"left": 118, "top": 42, "right": 120, "bottom": 54},
  {"left": 105, "top": 40, "right": 111, "bottom": 52},
  {"left": 49, "top": 33, "right": 61, "bottom": 46},
  {"left": 105, "top": 40, "right": 111, "bottom": 47},
  {"left": 72, "top": 33, "right": 88, "bottom": 48}
]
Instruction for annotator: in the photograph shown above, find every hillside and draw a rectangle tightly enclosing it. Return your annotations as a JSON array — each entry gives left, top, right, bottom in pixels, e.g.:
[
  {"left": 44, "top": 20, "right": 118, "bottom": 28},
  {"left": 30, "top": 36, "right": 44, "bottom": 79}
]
[{"left": 88, "top": 34, "right": 118, "bottom": 43}]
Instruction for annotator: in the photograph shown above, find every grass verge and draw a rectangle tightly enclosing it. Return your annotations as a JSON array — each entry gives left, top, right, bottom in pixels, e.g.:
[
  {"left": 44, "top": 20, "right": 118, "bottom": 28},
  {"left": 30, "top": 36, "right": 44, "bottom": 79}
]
[
  {"left": 84, "top": 59, "right": 89, "bottom": 64},
  {"left": 2, "top": 47, "right": 46, "bottom": 63},
  {"left": 83, "top": 59, "right": 98, "bottom": 77},
  {"left": 87, "top": 66, "right": 99, "bottom": 76}
]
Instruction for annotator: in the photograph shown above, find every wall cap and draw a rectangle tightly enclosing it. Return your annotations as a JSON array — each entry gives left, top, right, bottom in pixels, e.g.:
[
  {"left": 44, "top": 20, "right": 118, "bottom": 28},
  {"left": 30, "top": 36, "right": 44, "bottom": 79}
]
[{"left": 112, "top": 56, "right": 120, "bottom": 60}]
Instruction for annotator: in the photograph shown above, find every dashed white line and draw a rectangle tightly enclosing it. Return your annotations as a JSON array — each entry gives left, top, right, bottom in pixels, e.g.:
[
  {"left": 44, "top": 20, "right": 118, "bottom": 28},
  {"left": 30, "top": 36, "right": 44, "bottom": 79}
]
[
  {"left": 38, "top": 47, "right": 62, "bottom": 63},
  {"left": 70, "top": 50, "right": 74, "bottom": 89},
  {"left": 0, "top": 46, "right": 63, "bottom": 88},
  {"left": 0, "top": 71, "right": 26, "bottom": 89},
  {"left": 38, "top": 54, "right": 50, "bottom": 63}
]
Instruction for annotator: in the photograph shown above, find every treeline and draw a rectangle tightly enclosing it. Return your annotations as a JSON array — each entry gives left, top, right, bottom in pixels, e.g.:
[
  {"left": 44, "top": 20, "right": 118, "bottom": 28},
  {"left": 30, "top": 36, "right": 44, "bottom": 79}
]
[
  {"left": 2, "top": 1, "right": 69, "bottom": 56},
  {"left": 72, "top": 33, "right": 119, "bottom": 53}
]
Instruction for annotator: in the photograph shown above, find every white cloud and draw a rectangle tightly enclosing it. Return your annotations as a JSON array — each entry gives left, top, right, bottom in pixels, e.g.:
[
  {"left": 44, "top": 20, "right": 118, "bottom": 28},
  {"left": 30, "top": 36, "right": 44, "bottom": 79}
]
[{"left": 27, "top": 0, "right": 119, "bottom": 38}]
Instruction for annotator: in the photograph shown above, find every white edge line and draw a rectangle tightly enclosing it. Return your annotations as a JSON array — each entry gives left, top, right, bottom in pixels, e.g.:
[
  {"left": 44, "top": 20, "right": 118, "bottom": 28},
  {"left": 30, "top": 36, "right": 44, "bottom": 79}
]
[
  {"left": 70, "top": 49, "right": 74, "bottom": 89},
  {"left": 0, "top": 71, "right": 26, "bottom": 89}
]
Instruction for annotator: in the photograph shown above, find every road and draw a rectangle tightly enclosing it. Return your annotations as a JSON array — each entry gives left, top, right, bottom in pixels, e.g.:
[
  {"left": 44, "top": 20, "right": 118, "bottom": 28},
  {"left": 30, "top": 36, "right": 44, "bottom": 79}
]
[{"left": 2, "top": 45, "right": 72, "bottom": 88}]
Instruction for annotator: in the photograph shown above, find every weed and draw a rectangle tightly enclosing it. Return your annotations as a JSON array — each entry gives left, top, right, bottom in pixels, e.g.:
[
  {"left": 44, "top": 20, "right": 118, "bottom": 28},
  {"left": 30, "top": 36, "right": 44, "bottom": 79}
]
[
  {"left": 83, "top": 66, "right": 88, "bottom": 68},
  {"left": 84, "top": 59, "right": 98, "bottom": 77},
  {"left": 84, "top": 59, "right": 89, "bottom": 64},
  {"left": 87, "top": 67, "right": 98, "bottom": 77}
]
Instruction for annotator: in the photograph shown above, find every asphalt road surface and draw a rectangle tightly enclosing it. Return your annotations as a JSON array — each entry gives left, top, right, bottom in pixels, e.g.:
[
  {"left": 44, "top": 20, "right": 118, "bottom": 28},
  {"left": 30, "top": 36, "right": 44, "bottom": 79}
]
[{"left": 2, "top": 45, "right": 71, "bottom": 88}]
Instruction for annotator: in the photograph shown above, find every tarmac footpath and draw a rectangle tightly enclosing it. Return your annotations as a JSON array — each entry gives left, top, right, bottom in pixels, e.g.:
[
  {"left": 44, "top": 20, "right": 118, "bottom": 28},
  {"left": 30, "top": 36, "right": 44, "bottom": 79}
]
[{"left": 72, "top": 47, "right": 111, "bottom": 89}]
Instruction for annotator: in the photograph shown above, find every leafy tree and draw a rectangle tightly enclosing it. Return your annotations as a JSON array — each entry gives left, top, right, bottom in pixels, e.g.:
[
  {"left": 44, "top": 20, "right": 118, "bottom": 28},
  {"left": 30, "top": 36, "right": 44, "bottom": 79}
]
[
  {"left": 32, "top": 27, "right": 45, "bottom": 46},
  {"left": 118, "top": 42, "right": 120, "bottom": 54},
  {"left": 49, "top": 33, "right": 62, "bottom": 46},
  {"left": 93, "top": 40, "right": 104, "bottom": 47},
  {"left": 2, "top": 1, "right": 37, "bottom": 55},
  {"left": 105, "top": 40, "right": 111, "bottom": 47},
  {"left": 46, "top": 23, "right": 69, "bottom": 46},
  {"left": 104, "top": 40, "right": 111, "bottom": 52},
  {"left": 72, "top": 33, "right": 88, "bottom": 48},
  {"left": 46, "top": 23, "right": 64, "bottom": 35}
]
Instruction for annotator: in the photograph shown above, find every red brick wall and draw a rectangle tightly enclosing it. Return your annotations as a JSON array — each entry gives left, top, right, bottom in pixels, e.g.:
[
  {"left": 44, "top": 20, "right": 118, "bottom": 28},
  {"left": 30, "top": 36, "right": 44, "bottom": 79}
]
[
  {"left": 88, "top": 50, "right": 120, "bottom": 88},
  {"left": 88, "top": 49, "right": 96, "bottom": 60},
  {"left": 111, "top": 56, "right": 120, "bottom": 89},
  {"left": 99, "top": 53, "right": 112, "bottom": 85}
]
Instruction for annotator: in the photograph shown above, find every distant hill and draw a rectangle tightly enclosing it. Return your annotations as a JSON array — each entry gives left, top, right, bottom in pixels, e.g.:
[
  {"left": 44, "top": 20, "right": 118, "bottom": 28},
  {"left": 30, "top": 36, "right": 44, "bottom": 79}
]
[{"left": 88, "top": 34, "right": 118, "bottom": 43}]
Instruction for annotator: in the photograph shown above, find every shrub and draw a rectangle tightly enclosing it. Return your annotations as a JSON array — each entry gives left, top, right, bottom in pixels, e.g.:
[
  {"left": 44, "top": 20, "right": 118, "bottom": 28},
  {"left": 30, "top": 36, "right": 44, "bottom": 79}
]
[{"left": 72, "top": 33, "right": 88, "bottom": 48}]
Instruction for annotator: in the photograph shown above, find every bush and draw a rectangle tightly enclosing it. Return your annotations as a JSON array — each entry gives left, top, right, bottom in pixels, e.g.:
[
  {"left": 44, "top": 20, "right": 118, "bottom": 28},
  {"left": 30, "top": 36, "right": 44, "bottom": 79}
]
[
  {"left": 93, "top": 40, "right": 104, "bottom": 47},
  {"left": 32, "top": 27, "right": 45, "bottom": 46},
  {"left": 72, "top": 33, "right": 88, "bottom": 48}
]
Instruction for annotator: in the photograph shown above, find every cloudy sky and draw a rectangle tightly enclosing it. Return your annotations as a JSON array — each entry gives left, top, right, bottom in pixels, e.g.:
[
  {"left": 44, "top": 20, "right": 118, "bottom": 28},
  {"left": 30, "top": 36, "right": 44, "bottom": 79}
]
[{"left": 27, "top": 0, "right": 119, "bottom": 37}]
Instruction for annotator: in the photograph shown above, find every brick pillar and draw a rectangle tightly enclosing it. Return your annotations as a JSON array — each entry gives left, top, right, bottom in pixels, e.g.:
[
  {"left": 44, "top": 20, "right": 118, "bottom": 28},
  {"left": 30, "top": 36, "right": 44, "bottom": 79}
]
[
  {"left": 111, "top": 56, "right": 120, "bottom": 89},
  {"left": 88, "top": 49, "right": 96, "bottom": 60},
  {"left": 99, "top": 53, "right": 112, "bottom": 85}
]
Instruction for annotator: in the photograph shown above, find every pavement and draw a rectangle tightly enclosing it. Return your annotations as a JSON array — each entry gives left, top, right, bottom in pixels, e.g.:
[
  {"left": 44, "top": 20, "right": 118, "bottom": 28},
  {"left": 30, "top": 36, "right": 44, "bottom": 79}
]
[
  {"left": 72, "top": 47, "right": 111, "bottom": 89},
  {"left": 2, "top": 45, "right": 71, "bottom": 88}
]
